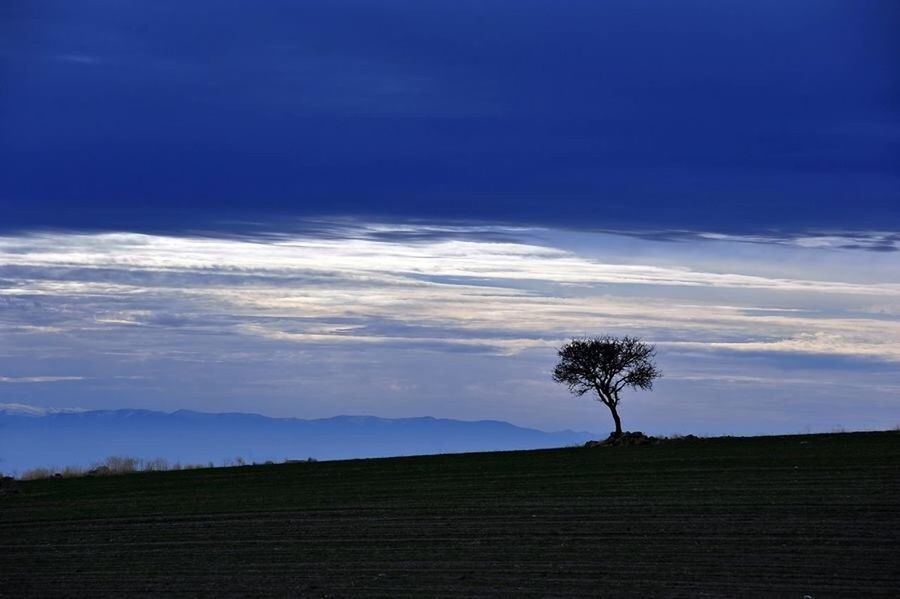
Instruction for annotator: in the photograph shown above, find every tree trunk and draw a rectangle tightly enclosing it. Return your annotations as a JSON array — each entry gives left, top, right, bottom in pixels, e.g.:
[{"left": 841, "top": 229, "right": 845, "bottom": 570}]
[{"left": 608, "top": 403, "right": 623, "bottom": 437}]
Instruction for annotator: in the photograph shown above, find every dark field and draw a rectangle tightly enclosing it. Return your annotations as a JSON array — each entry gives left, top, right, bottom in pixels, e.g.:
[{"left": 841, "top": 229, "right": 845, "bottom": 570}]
[{"left": 2, "top": 432, "right": 899, "bottom": 597}]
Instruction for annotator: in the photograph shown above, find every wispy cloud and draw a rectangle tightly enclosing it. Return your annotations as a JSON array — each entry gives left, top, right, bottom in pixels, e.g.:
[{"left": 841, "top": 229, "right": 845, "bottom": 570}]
[
  {"left": 663, "top": 331, "right": 900, "bottom": 362},
  {"left": 600, "top": 229, "right": 900, "bottom": 253},
  {"left": 695, "top": 231, "right": 900, "bottom": 253},
  {"left": 0, "top": 402, "right": 85, "bottom": 415},
  {"left": 0, "top": 222, "right": 898, "bottom": 432},
  {"left": 1, "top": 225, "right": 899, "bottom": 360},
  {"left": 0, "top": 375, "right": 86, "bottom": 383},
  {"left": 2, "top": 230, "right": 898, "bottom": 293}
]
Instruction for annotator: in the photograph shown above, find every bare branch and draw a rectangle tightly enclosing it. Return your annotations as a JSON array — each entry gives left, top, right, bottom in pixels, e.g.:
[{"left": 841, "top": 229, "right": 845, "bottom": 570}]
[{"left": 552, "top": 335, "right": 661, "bottom": 432}]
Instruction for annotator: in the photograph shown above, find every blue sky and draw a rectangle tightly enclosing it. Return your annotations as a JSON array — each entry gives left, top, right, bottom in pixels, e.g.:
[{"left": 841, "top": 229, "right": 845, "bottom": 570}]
[{"left": 1, "top": 1, "right": 898, "bottom": 435}]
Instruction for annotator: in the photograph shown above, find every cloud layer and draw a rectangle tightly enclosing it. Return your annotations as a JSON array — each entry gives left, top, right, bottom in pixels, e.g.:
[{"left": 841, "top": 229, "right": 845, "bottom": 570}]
[{"left": 1, "top": 222, "right": 898, "bottom": 433}]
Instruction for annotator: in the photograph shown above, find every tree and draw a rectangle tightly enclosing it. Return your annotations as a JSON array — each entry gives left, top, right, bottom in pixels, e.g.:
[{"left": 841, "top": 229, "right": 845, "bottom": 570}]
[{"left": 552, "top": 336, "right": 661, "bottom": 436}]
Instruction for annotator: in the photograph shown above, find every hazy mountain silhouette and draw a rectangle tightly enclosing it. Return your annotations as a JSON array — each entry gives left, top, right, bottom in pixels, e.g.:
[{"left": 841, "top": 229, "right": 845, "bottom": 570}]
[{"left": 0, "top": 406, "right": 594, "bottom": 473}]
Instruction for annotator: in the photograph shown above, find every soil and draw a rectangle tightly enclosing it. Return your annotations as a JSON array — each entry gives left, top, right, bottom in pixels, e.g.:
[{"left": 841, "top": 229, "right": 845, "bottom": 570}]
[{"left": 2, "top": 431, "right": 898, "bottom": 597}]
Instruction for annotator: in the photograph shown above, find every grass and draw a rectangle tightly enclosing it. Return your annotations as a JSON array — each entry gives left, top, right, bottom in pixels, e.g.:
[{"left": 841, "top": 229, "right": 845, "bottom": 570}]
[
  {"left": 17, "top": 455, "right": 306, "bottom": 481},
  {"left": 2, "top": 431, "right": 899, "bottom": 597},
  {"left": 18, "top": 457, "right": 239, "bottom": 481}
]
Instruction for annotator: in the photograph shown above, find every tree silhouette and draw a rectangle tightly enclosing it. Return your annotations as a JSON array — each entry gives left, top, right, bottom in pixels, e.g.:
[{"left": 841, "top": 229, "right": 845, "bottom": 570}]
[{"left": 552, "top": 336, "right": 661, "bottom": 436}]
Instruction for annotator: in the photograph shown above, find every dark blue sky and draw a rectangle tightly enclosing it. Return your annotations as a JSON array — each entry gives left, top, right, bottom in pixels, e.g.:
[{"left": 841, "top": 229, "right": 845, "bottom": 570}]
[{"left": 2, "top": 0, "right": 898, "bottom": 233}]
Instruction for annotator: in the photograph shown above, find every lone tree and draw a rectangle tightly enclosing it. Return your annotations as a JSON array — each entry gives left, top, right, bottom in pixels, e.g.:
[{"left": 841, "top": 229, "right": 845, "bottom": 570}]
[{"left": 552, "top": 335, "right": 661, "bottom": 437}]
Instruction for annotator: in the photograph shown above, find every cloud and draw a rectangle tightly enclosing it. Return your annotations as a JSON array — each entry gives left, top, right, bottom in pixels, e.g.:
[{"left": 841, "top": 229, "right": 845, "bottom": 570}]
[
  {"left": 1, "top": 224, "right": 899, "bottom": 363},
  {"left": 697, "top": 231, "right": 900, "bottom": 253},
  {"left": 597, "top": 229, "right": 900, "bottom": 253},
  {"left": 0, "top": 221, "right": 898, "bottom": 433},
  {"left": 0, "top": 402, "right": 85, "bottom": 415},
  {"left": 0, "top": 376, "right": 86, "bottom": 383},
  {"left": 2, "top": 229, "right": 898, "bottom": 294},
  {"left": 664, "top": 332, "right": 900, "bottom": 362}
]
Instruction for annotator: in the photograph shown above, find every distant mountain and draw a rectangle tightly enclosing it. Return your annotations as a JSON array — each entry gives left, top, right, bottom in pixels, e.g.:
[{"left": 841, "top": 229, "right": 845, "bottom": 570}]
[{"left": 0, "top": 405, "right": 594, "bottom": 473}]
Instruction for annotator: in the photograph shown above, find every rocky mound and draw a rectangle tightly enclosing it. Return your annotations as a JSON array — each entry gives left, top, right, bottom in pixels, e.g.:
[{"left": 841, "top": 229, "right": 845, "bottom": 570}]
[{"left": 584, "top": 431, "right": 659, "bottom": 448}]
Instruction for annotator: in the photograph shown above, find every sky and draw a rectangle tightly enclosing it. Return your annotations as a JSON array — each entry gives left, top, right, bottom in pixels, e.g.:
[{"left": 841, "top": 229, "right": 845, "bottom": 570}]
[{"left": 1, "top": 1, "right": 898, "bottom": 435}]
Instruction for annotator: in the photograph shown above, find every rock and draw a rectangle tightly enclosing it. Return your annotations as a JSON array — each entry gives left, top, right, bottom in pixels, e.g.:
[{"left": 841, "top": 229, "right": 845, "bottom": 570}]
[{"left": 584, "top": 431, "right": 660, "bottom": 448}]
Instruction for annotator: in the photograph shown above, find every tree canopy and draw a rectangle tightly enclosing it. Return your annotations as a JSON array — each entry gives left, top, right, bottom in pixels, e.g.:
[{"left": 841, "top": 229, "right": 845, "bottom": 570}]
[{"left": 552, "top": 335, "right": 661, "bottom": 436}]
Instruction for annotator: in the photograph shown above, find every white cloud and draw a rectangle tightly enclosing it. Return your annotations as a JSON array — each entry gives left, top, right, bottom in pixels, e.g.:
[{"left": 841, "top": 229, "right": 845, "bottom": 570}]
[
  {"left": 696, "top": 231, "right": 900, "bottom": 252},
  {"left": 0, "top": 376, "right": 86, "bottom": 384},
  {"left": 0, "top": 402, "right": 86, "bottom": 415},
  {"left": 1, "top": 222, "right": 899, "bottom": 432},
  {"left": 1, "top": 225, "right": 899, "bottom": 361},
  {"left": 665, "top": 332, "right": 900, "bottom": 361},
  {"left": 2, "top": 231, "right": 899, "bottom": 295}
]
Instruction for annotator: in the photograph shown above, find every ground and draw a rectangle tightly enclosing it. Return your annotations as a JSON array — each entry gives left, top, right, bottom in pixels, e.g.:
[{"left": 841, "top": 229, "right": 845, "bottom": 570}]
[{"left": 2, "top": 431, "right": 899, "bottom": 597}]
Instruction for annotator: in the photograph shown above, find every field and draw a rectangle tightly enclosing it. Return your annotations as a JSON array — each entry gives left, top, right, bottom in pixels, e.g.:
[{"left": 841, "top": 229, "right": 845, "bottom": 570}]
[{"left": 2, "top": 431, "right": 899, "bottom": 597}]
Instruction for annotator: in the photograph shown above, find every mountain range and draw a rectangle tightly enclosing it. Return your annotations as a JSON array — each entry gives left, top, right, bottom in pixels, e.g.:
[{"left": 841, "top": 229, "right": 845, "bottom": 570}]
[{"left": 0, "top": 405, "right": 594, "bottom": 474}]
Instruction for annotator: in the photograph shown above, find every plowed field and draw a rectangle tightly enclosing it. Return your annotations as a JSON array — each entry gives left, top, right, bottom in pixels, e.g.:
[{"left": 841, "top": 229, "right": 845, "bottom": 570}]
[{"left": 2, "top": 431, "right": 899, "bottom": 597}]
